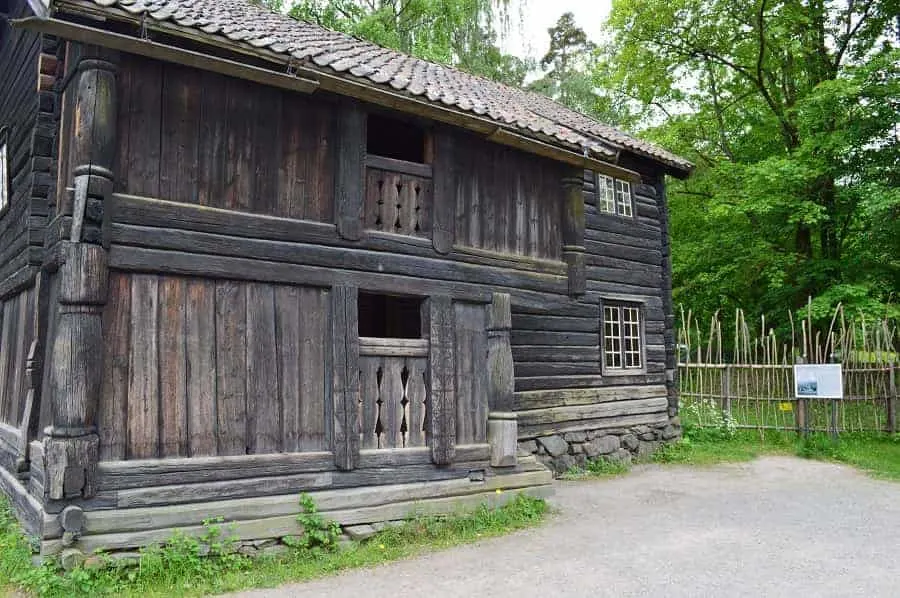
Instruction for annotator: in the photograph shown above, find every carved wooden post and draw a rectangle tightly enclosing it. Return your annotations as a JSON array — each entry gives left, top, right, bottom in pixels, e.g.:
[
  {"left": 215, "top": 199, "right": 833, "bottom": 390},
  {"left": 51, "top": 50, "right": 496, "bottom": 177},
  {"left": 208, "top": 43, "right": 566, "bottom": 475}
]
[
  {"left": 486, "top": 293, "right": 517, "bottom": 467},
  {"left": 43, "top": 46, "right": 117, "bottom": 500},
  {"left": 331, "top": 285, "right": 360, "bottom": 470},
  {"left": 561, "top": 171, "right": 586, "bottom": 297},
  {"left": 335, "top": 102, "right": 365, "bottom": 241},
  {"left": 426, "top": 295, "right": 455, "bottom": 465}
]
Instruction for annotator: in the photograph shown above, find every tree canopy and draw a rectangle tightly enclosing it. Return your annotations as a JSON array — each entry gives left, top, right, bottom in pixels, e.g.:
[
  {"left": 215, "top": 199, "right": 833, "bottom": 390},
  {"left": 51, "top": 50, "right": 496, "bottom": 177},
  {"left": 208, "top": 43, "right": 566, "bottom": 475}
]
[{"left": 599, "top": 0, "right": 900, "bottom": 326}]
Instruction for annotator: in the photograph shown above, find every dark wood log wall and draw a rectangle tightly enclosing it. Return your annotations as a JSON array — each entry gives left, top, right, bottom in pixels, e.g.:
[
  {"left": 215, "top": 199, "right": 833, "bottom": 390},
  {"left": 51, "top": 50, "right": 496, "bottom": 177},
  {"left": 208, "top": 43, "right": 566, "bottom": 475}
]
[
  {"left": 108, "top": 54, "right": 334, "bottom": 221},
  {"left": 0, "top": 2, "right": 57, "bottom": 296},
  {"left": 449, "top": 132, "right": 564, "bottom": 261},
  {"left": 96, "top": 272, "right": 331, "bottom": 461},
  {"left": 509, "top": 169, "right": 673, "bottom": 438}
]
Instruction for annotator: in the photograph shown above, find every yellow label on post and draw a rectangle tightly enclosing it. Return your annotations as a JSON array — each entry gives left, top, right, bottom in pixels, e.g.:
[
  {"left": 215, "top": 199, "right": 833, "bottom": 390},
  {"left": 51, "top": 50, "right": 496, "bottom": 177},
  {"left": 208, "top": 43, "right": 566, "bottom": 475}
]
[{"left": 779, "top": 402, "right": 793, "bottom": 412}]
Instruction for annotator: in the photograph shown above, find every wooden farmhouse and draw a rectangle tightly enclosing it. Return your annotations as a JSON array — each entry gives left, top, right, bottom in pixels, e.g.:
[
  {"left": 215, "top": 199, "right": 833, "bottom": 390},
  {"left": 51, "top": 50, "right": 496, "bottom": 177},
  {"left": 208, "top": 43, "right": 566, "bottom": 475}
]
[{"left": 0, "top": 0, "right": 692, "bottom": 556}]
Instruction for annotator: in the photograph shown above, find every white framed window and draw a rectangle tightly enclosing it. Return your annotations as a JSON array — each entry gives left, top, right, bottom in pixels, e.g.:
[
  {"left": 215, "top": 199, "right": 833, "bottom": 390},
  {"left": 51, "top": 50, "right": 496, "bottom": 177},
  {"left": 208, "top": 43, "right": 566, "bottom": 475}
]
[
  {"left": 0, "top": 137, "right": 8, "bottom": 214},
  {"left": 603, "top": 303, "right": 643, "bottom": 371},
  {"left": 596, "top": 173, "right": 633, "bottom": 217}
]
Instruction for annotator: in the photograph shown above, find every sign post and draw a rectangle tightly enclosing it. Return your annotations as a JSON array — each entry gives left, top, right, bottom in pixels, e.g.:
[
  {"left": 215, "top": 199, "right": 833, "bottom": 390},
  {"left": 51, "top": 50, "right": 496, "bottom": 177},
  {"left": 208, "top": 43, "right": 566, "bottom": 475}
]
[{"left": 794, "top": 364, "right": 843, "bottom": 438}]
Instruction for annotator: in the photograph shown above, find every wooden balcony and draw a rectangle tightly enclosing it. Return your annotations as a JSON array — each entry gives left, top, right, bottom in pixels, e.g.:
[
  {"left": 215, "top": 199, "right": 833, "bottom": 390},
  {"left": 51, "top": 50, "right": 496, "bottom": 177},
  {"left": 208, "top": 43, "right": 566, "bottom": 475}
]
[
  {"left": 364, "top": 155, "right": 433, "bottom": 238},
  {"left": 358, "top": 337, "right": 430, "bottom": 450}
]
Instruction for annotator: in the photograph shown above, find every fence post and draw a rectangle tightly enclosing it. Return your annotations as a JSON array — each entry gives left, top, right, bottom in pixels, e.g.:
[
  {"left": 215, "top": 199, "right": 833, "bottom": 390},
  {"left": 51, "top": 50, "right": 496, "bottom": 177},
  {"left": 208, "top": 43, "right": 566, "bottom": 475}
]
[
  {"left": 888, "top": 363, "right": 897, "bottom": 435},
  {"left": 721, "top": 364, "right": 732, "bottom": 421},
  {"left": 794, "top": 357, "right": 807, "bottom": 437}
]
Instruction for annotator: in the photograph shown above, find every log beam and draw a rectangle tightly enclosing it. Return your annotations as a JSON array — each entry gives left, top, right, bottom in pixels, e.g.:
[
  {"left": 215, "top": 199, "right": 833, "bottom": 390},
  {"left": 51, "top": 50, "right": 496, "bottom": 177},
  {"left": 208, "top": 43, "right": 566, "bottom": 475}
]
[
  {"left": 561, "top": 171, "right": 586, "bottom": 297},
  {"left": 43, "top": 45, "right": 118, "bottom": 501}
]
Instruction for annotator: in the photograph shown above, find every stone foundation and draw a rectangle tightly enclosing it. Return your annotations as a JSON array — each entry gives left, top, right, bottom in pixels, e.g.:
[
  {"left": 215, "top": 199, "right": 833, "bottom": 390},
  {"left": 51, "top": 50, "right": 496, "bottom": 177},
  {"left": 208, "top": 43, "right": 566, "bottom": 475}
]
[{"left": 520, "top": 419, "right": 681, "bottom": 476}]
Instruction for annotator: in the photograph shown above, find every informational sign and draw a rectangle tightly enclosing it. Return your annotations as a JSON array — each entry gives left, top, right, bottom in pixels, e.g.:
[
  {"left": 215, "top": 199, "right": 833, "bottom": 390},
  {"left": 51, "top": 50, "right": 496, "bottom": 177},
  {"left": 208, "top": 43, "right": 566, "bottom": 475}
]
[{"left": 793, "top": 364, "right": 843, "bottom": 399}]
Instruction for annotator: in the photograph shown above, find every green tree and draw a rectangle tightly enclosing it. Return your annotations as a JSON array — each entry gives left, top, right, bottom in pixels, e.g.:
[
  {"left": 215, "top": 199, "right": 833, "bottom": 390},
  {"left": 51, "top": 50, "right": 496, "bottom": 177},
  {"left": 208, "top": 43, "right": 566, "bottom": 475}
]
[
  {"left": 600, "top": 0, "right": 900, "bottom": 325},
  {"left": 281, "top": 0, "right": 531, "bottom": 86}
]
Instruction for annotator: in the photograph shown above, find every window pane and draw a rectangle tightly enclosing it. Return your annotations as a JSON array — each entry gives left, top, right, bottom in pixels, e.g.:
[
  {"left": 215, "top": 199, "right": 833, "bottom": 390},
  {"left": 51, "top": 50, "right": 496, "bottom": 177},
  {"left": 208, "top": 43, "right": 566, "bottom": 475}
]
[
  {"left": 597, "top": 174, "right": 615, "bottom": 214},
  {"left": 615, "top": 180, "right": 632, "bottom": 217},
  {"left": 603, "top": 306, "right": 622, "bottom": 368},
  {"left": 622, "top": 306, "right": 642, "bottom": 368}
]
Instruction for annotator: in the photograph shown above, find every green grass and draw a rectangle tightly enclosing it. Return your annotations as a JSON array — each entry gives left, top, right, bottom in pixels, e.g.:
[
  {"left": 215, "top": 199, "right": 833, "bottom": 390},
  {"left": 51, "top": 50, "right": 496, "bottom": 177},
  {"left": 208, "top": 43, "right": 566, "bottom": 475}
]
[
  {"left": 652, "top": 429, "right": 900, "bottom": 481},
  {"left": 563, "top": 456, "right": 631, "bottom": 479},
  {"left": 1, "top": 493, "right": 548, "bottom": 598}
]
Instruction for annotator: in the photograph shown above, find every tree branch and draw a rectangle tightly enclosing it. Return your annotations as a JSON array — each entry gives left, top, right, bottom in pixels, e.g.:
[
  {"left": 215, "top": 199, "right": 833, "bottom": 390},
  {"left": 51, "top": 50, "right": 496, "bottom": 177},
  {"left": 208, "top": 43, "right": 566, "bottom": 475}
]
[{"left": 833, "top": 0, "right": 875, "bottom": 71}]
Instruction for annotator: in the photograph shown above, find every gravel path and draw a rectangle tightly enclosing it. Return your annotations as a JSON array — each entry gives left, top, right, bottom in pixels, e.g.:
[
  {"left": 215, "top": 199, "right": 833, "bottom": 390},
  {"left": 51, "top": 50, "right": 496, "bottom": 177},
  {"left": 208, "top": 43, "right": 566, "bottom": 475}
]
[{"left": 228, "top": 457, "right": 900, "bottom": 598}]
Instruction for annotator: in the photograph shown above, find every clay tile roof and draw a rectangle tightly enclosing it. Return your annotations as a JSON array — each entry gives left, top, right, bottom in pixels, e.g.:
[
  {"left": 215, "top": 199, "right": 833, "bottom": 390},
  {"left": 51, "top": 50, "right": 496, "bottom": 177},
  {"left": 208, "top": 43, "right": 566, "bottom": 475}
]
[{"left": 73, "top": 0, "right": 693, "bottom": 173}]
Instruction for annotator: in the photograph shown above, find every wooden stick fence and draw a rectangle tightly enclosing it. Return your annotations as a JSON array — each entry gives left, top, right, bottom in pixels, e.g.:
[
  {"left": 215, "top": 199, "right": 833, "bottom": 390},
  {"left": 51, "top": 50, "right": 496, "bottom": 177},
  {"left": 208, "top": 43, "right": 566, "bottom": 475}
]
[{"left": 677, "top": 302, "right": 899, "bottom": 435}]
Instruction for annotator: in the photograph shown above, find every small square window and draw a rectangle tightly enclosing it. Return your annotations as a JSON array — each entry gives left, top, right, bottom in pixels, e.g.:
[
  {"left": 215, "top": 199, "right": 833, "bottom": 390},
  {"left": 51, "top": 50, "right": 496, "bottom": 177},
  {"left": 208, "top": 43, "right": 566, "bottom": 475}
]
[
  {"left": 603, "top": 302, "right": 643, "bottom": 371},
  {"left": 0, "top": 140, "right": 8, "bottom": 214},
  {"left": 595, "top": 173, "right": 633, "bottom": 217}
]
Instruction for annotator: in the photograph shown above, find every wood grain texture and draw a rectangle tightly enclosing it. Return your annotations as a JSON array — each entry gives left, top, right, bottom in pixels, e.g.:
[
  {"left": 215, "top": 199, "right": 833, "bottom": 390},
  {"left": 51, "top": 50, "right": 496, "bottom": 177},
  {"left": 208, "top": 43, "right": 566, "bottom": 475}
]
[
  {"left": 427, "top": 296, "right": 456, "bottom": 464},
  {"left": 454, "top": 302, "right": 488, "bottom": 444},
  {"left": 331, "top": 286, "right": 360, "bottom": 469}
]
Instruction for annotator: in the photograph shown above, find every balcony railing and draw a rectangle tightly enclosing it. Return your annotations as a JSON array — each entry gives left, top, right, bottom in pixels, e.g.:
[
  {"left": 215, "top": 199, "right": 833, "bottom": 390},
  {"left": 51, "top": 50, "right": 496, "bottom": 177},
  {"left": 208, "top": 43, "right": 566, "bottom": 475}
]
[{"left": 364, "top": 155, "right": 433, "bottom": 238}]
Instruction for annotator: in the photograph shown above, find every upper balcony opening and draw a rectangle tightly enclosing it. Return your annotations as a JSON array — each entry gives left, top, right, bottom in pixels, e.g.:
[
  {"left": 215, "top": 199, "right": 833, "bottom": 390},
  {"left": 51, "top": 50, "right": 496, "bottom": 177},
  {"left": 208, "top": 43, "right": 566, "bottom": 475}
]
[
  {"left": 358, "top": 292, "right": 423, "bottom": 339},
  {"left": 367, "top": 113, "right": 428, "bottom": 164}
]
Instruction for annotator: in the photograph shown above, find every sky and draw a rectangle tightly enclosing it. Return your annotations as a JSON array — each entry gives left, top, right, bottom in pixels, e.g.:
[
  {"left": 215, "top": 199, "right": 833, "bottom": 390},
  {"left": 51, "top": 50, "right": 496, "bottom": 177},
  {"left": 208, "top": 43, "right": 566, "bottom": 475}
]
[{"left": 499, "top": 0, "right": 613, "bottom": 60}]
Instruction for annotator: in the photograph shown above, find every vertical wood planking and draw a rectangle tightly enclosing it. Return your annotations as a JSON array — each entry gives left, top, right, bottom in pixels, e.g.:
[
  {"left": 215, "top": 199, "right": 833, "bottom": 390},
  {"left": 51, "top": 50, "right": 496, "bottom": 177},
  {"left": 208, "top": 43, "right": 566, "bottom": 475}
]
[
  {"left": 431, "top": 129, "right": 455, "bottom": 254},
  {"left": 359, "top": 356, "right": 380, "bottom": 450},
  {"left": 159, "top": 64, "right": 201, "bottom": 204},
  {"left": 13, "top": 288, "right": 36, "bottom": 425},
  {"left": 331, "top": 285, "right": 359, "bottom": 469},
  {"left": 246, "top": 283, "right": 279, "bottom": 454},
  {"left": 126, "top": 275, "right": 159, "bottom": 459},
  {"left": 275, "top": 285, "right": 302, "bottom": 452},
  {"left": 335, "top": 103, "right": 365, "bottom": 241},
  {"left": 454, "top": 302, "right": 488, "bottom": 445},
  {"left": 381, "top": 357, "right": 404, "bottom": 448},
  {"left": 125, "top": 60, "right": 162, "bottom": 198},
  {"left": 185, "top": 279, "right": 217, "bottom": 457},
  {"left": 215, "top": 281, "right": 247, "bottom": 456},
  {"left": 427, "top": 295, "right": 456, "bottom": 464},
  {"left": 98, "top": 273, "right": 131, "bottom": 461},
  {"left": 0, "top": 296, "right": 15, "bottom": 424},
  {"left": 252, "top": 88, "right": 281, "bottom": 215},
  {"left": 158, "top": 277, "right": 188, "bottom": 457},
  {"left": 197, "top": 69, "right": 227, "bottom": 207},
  {"left": 223, "top": 78, "right": 254, "bottom": 212},
  {"left": 278, "top": 99, "right": 307, "bottom": 221},
  {"left": 299, "top": 288, "right": 328, "bottom": 451}
]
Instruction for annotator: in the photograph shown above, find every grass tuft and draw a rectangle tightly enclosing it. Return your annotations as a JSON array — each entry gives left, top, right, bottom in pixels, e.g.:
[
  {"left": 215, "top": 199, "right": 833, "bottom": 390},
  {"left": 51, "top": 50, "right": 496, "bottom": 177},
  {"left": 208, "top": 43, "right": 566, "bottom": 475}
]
[
  {"left": 1, "top": 493, "right": 547, "bottom": 598},
  {"left": 563, "top": 456, "right": 631, "bottom": 479}
]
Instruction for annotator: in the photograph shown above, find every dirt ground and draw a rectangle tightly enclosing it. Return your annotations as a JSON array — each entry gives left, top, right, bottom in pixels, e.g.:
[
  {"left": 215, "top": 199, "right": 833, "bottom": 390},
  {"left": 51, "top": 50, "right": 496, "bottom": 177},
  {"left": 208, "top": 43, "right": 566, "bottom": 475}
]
[{"left": 229, "top": 457, "right": 900, "bottom": 598}]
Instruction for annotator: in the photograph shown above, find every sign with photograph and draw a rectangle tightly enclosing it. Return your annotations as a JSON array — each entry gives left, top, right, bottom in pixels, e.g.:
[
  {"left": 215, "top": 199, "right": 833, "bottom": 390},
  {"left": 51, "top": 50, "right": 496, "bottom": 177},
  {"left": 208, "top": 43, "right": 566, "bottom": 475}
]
[{"left": 793, "top": 364, "right": 843, "bottom": 399}]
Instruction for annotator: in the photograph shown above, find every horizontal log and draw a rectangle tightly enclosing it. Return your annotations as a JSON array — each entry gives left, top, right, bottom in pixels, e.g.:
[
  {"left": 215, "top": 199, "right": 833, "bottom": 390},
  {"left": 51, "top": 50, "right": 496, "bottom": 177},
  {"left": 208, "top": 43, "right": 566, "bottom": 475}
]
[
  {"left": 513, "top": 384, "right": 668, "bottom": 410},
  {"left": 110, "top": 194, "right": 565, "bottom": 276},
  {"left": 366, "top": 155, "right": 433, "bottom": 178},
  {"left": 512, "top": 346, "right": 600, "bottom": 363},
  {"left": 584, "top": 229, "right": 659, "bottom": 250},
  {"left": 515, "top": 372, "right": 666, "bottom": 391},
  {"left": 511, "top": 331, "right": 598, "bottom": 346},
  {"left": 518, "top": 411, "right": 669, "bottom": 439},
  {"left": 511, "top": 314, "right": 599, "bottom": 333},
  {"left": 62, "top": 464, "right": 546, "bottom": 537},
  {"left": 587, "top": 266, "right": 660, "bottom": 288},
  {"left": 513, "top": 362, "right": 600, "bottom": 377},
  {"left": 43, "top": 479, "right": 553, "bottom": 554},
  {"left": 586, "top": 214, "right": 661, "bottom": 239},
  {"left": 0, "top": 463, "right": 43, "bottom": 538},
  {"left": 0, "top": 264, "right": 36, "bottom": 301},
  {"left": 517, "top": 396, "right": 668, "bottom": 426},
  {"left": 359, "top": 337, "right": 430, "bottom": 357},
  {"left": 109, "top": 223, "right": 567, "bottom": 296}
]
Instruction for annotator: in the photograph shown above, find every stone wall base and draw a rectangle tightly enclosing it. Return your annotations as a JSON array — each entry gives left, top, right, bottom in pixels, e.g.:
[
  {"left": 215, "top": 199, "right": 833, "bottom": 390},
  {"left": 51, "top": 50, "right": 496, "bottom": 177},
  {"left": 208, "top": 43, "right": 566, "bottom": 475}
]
[{"left": 519, "top": 419, "right": 681, "bottom": 476}]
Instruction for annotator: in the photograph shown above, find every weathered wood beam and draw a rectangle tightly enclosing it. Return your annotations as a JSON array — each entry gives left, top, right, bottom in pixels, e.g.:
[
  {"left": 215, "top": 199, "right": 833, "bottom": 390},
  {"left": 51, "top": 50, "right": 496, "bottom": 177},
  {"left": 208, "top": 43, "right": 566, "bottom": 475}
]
[
  {"left": 331, "top": 286, "right": 360, "bottom": 470},
  {"left": 561, "top": 170, "right": 586, "bottom": 298},
  {"left": 486, "top": 293, "right": 516, "bottom": 467},
  {"left": 335, "top": 102, "right": 366, "bottom": 241},
  {"left": 43, "top": 45, "right": 118, "bottom": 502},
  {"left": 431, "top": 129, "right": 456, "bottom": 254},
  {"left": 426, "top": 296, "right": 456, "bottom": 465}
]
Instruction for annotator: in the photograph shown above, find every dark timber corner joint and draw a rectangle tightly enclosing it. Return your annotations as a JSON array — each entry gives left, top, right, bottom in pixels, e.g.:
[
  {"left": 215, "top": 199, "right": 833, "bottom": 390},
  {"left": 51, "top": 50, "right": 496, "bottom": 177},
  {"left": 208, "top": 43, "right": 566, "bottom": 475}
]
[
  {"left": 562, "top": 172, "right": 586, "bottom": 298},
  {"left": 44, "top": 45, "right": 118, "bottom": 500}
]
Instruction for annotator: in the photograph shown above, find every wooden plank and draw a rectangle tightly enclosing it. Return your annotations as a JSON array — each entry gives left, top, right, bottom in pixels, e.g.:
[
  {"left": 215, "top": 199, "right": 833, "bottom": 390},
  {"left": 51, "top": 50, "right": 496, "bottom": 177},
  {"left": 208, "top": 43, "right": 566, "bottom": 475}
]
[
  {"left": 519, "top": 411, "right": 669, "bottom": 439},
  {"left": 331, "top": 286, "right": 360, "bottom": 469},
  {"left": 359, "top": 356, "right": 380, "bottom": 450},
  {"left": 245, "top": 283, "right": 279, "bottom": 454},
  {"left": 125, "top": 275, "right": 159, "bottom": 459},
  {"left": 380, "top": 357, "right": 404, "bottom": 449},
  {"left": 274, "top": 285, "right": 302, "bottom": 452},
  {"left": 514, "top": 385, "right": 668, "bottom": 410},
  {"left": 222, "top": 77, "right": 254, "bottom": 212},
  {"left": 517, "top": 396, "right": 668, "bottom": 426},
  {"left": 427, "top": 296, "right": 456, "bottom": 464},
  {"left": 454, "top": 302, "right": 487, "bottom": 445},
  {"left": 214, "top": 281, "right": 247, "bottom": 456},
  {"left": 299, "top": 287, "right": 328, "bottom": 451},
  {"left": 335, "top": 102, "right": 365, "bottom": 241},
  {"left": 0, "top": 297, "right": 15, "bottom": 425},
  {"left": 159, "top": 63, "right": 200, "bottom": 206},
  {"left": 512, "top": 346, "right": 600, "bottom": 363},
  {"left": 405, "top": 357, "right": 427, "bottom": 448},
  {"left": 184, "top": 279, "right": 217, "bottom": 457},
  {"left": 124, "top": 59, "right": 162, "bottom": 197},
  {"left": 359, "top": 337, "right": 430, "bottom": 357},
  {"left": 196, "top": 69, "right": 227, "bottom": 207},
  {"left": 365, "top": 155, "right": 433, "bottom": 179},
  {"left": 158, "top": 276, "right": 188, "bottom": 458}
]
